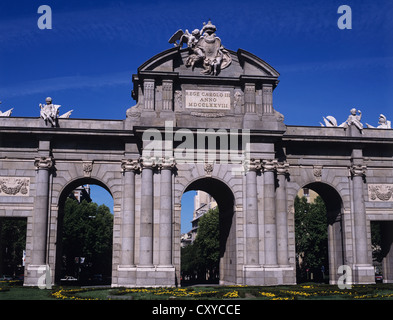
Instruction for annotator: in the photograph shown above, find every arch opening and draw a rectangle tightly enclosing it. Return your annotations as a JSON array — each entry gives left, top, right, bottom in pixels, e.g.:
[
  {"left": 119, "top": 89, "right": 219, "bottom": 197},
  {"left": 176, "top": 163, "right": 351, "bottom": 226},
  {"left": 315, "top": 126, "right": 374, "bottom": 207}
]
[
  {"left": 294, "top": 182, "right": 344, "bottom": 284},
  {"left": 55, "top": 178, "right": 114, "bottom": 285},
  {"left": 180, "top": 177, "right": 236, "bottom": 286},
  {"left": 0, "top": 217, "right": 27, "bottom": 281}
]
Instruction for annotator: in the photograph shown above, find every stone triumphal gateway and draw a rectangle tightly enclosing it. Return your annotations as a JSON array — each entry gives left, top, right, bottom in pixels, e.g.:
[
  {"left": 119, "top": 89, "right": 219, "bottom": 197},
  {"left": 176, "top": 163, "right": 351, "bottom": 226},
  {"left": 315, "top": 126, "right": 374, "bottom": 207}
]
[{"left": 1, "top": 21, "right": 393, "bottom": 287}]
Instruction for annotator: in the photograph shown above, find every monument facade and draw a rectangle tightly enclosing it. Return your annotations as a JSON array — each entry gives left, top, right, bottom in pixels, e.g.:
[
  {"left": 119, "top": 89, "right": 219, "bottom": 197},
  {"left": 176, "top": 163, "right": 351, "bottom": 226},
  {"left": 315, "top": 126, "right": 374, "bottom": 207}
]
[{"left": 0, "top": 22, "right": 392, "bottom": 287}]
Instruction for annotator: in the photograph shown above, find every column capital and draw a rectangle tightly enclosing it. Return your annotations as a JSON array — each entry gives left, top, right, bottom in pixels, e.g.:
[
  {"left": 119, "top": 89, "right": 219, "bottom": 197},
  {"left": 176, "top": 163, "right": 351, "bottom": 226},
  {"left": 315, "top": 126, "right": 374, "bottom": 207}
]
[
  {"left": 159, "top": 157, "right": 176, "bottom": 170},
  {"left": 262, "top": 159, "right": 278, "bottom": 172},
  {"left": 276, "top": 162, "right": 290, "bottom": 175},
  {"left": 244, "top": 159, "right": 261, "bottom": 172},
  {"left": 121, "top": 159, "right": 140, "bottom": 173},
  {"left": 140, "top": 156, "right": 158, "bottom": 169},
  {"left": 350, "top": 164, "right": 367, "bottom": 177},
  {"left": 34, "top": 156, "right": 53, "bottom": 170}
]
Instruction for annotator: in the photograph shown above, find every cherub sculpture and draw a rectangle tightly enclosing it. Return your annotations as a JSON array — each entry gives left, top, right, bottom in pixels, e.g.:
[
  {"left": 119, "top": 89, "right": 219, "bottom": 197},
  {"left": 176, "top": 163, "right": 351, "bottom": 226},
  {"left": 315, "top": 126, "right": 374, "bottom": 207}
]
[{"left": 40, "top": 97, "right": 60, "bottom": 127}]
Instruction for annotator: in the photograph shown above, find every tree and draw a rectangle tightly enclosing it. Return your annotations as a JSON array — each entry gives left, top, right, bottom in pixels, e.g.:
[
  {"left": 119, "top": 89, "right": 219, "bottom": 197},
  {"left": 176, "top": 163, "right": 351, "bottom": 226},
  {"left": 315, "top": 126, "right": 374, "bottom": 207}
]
[
  {"left": 181, "top": 207, "right": 220, "bottom": 283},
  {"left": 0, "top": 218, "right": 26, "bottom": 276},
  {"left": 295, "top": 195, "right": 328, "bottom": 282},
  {"left": 194, "top": 207, "right": 220, "bottom": 280},
  {"left": 61, "top": 198, "right": 113, "bottom": 282}
]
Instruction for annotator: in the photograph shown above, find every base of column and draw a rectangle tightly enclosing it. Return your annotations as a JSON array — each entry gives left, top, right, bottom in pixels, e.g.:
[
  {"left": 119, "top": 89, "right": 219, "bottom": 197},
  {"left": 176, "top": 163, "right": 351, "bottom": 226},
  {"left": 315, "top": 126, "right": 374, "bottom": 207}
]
[
  {"left": 113, "top": 265, "right": 176, "bottom": 287},
  {"left": 264, "top": 265, "right": 296, "bottom": 286},
  {"left": 24, "top": 264, "right": 53, "bottom": 288},
  {"left": 353, "top": 264, "right": 375, "bottom": 284},
  {"left": 243, "top": 265, "right": 295, "bottom": 286},
  {"left": 243, "top": 265, "right": 264, "bottom": 285}
]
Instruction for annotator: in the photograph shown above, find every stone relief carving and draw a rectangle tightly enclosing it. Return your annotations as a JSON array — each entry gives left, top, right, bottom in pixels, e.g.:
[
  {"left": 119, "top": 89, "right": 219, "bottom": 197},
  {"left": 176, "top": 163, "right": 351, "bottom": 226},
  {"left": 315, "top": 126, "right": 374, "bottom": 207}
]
[
  {"left": 368, "top": 184, "right": 393, "bottom": 201},
  {"left": 234, "top": 91, "right": 243, "bottom": 113},
  {"left": 169, "top": 20, "right": 232, "bottom": 75},
  {"left": 83, "top": 161, "right": 93, "bottom": 177},
  {"left": 34, "top": 157, "right": 53, "bottom": 170},
  {"left": 174, "top": 90, "right": 183, "bottom": 110},
  {"left": 0, "top": 177, "right": 30, "bottom": 196},
  {"left": 313, "top": 165, "right": 322, "bottom": 181},
  {"left": 204, "top": 162, "right": 214, "bottom": 176},
  {"left": 350, "top": 164, "right": 367, "bottom": 177},
  {"left": 366, "top": 114, "right": 391, "bottom": 129},
  {"left": 126, "top": 103, "right": 141, "bottom": 118}
]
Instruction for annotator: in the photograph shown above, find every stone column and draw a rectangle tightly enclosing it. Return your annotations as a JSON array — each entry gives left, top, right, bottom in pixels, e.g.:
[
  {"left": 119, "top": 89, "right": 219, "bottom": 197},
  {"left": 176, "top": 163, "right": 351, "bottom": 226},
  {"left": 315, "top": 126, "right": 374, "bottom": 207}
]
[
  {"left": 159, "top": 157, "right": 175, "bottom": 267},
  {"left": 120, "top": 159, "right": 139, "bottom": 267},
  {"left": 263, "top": 159, "right": 278, "bottom": 266},
  {"left": 32, "top": 156, "right": 53, "bottom": 265},
  {"left": 351, "top": 163, "right": 368, "bottom": 265},
  {"left": 350, "top": 161, "right": 375, "bottom": 283},
  {"left": 276, "top": 162, "right": 290, "bottom": 266},
  {"left": 139, "top": 157, "right": 156, "bottom": 267},
  {"left": 245, "top": 159, "right": 261, "bottom": 266}
]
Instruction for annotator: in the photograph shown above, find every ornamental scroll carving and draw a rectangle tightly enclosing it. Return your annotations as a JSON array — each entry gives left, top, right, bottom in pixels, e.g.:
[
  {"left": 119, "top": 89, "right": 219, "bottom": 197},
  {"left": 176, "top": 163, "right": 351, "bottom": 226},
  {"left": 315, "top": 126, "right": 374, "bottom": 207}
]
[
  {"left": 368, "top": 184, "right": 393, "bottom": 202},
  {"left": 0, "top": 177, "right": 30, "bottom": 196}
]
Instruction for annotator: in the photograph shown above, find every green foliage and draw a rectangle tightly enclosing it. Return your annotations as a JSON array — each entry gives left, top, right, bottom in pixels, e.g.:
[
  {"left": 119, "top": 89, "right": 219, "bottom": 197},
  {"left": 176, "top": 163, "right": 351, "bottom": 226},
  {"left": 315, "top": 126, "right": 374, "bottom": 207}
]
[
  {"left": 0, "top": 218, "right": 26, "bottom": 276},
  {"left": 62, "top": 198, "right": 113, "bottom": 279},
  {"left": 181, "top": 207, "right": 220, "bottom": 282},
  {"left": 194, "top": 207, "right": 220, "bottom": 268},
  {"left": 295, "top": 195, "right": 328, "bottom": 282}
]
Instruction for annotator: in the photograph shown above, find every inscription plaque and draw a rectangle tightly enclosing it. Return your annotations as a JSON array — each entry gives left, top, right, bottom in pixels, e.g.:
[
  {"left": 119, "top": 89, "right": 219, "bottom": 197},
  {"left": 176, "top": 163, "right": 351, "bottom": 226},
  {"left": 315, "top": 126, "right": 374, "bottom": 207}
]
[{"left": 185, "top": 90, "right": 231, "bottom": 110}]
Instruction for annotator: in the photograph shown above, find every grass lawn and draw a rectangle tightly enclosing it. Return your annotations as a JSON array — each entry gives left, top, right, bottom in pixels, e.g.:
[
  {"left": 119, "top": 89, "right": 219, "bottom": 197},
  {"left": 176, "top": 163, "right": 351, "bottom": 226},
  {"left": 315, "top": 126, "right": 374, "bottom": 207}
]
[{"left": 2, "top": 280, "right": 393, "bottom": 300}]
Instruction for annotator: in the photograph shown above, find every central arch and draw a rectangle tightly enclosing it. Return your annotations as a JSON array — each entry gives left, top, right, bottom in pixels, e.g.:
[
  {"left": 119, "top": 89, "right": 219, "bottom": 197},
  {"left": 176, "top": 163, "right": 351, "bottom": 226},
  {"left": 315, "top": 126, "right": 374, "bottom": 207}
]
[{"left": 182, "top": 177, "right": 237, "bottom": 285}]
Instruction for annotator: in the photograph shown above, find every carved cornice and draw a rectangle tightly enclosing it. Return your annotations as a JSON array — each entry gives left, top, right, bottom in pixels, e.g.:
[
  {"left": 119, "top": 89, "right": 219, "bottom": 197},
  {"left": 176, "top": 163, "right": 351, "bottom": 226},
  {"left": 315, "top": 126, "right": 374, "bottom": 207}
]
[{"left": 34, "top": 157, "right": 53, "bottom": 170}]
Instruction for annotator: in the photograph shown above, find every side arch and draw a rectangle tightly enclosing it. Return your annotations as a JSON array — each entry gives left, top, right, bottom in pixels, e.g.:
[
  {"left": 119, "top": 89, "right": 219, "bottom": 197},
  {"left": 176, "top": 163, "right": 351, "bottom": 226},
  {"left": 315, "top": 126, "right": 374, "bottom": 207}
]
[
  {"left": 57, "top": 177, "right": 113, "bottom": 207},
  {"left": 54, "top": 177, "right": 114, "bottom": 284}
]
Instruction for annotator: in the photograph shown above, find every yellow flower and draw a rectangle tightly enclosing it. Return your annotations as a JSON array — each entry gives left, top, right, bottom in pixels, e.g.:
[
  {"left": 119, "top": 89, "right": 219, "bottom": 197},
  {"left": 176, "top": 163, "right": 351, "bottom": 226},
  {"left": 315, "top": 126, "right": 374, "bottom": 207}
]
[
  {"left": 260, "top": 292, "right": 276, "bottom": 298},
  {"left": 223, "top": 290, "right": 239, "bottom": 298}
]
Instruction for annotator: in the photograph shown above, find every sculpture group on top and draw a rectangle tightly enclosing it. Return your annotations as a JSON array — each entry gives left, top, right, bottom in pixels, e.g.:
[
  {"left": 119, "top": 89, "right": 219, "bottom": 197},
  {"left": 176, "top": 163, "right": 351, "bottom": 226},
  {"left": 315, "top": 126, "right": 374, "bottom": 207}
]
[
  {"left": 321, "top": 108, "right": 391, "bottom": 131},
  {"left": 169, "top": 20, "right": 232, "bottom": 75}
]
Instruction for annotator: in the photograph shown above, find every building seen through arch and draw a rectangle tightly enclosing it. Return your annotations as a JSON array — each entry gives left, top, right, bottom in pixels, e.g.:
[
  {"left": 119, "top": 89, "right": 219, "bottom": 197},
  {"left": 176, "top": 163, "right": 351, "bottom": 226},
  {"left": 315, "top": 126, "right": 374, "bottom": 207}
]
[{"left": 181, "top": 190, "right": 217, "bottom": 247}]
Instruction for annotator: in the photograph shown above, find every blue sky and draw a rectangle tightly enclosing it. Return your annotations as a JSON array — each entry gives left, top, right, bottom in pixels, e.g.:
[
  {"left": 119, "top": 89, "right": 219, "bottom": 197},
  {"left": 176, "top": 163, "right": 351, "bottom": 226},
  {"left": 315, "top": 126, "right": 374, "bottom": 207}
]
[{"left": 1, "top": 0, "right": 392, "bottom": 232}]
